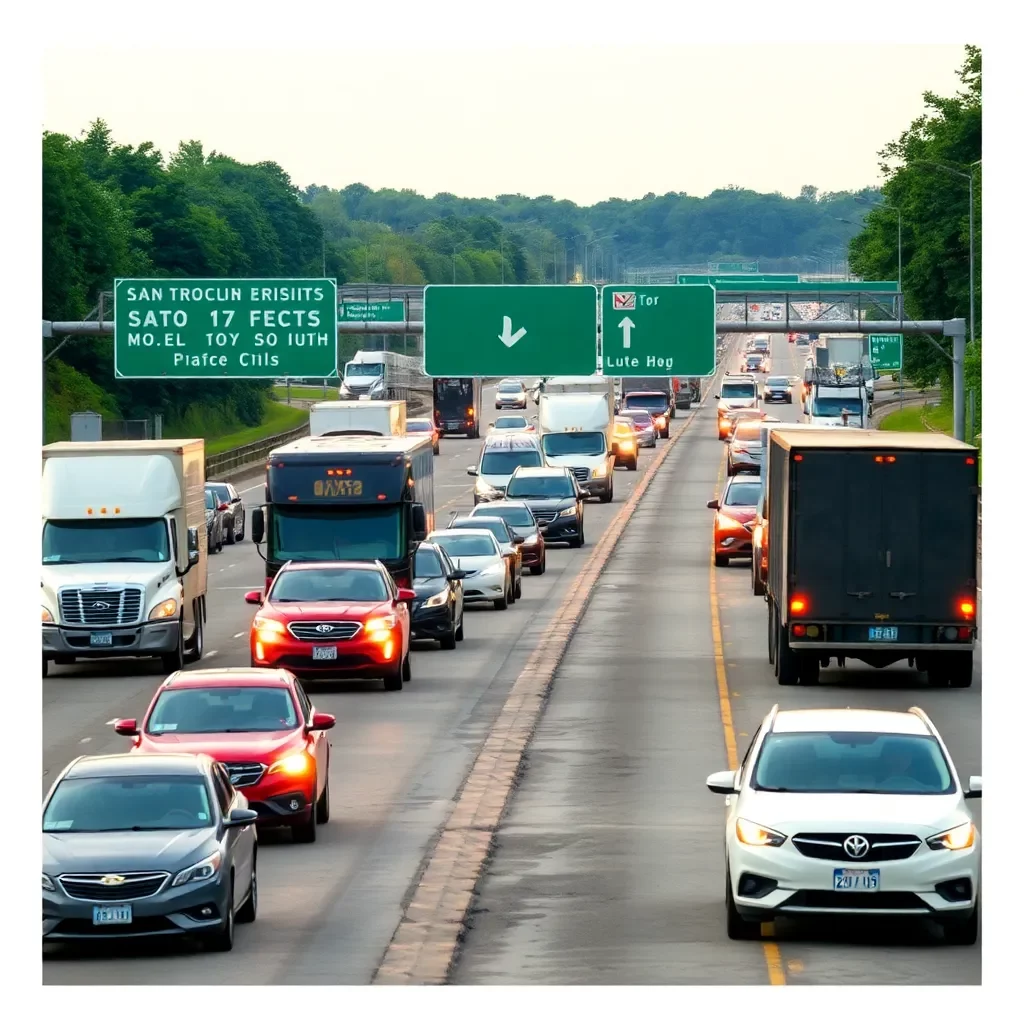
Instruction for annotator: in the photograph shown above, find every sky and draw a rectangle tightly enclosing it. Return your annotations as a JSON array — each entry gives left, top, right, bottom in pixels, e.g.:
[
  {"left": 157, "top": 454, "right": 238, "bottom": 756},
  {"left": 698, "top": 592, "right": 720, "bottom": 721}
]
[{"left": 43, "top": 43, "right": 965, "bottom": 206}]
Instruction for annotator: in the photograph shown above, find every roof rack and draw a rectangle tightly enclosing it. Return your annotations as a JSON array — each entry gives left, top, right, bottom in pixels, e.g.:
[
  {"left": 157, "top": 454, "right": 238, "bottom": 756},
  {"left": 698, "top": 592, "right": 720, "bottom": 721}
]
[{"left": 811, "top": 364, "right": 867, "bottom": 387}]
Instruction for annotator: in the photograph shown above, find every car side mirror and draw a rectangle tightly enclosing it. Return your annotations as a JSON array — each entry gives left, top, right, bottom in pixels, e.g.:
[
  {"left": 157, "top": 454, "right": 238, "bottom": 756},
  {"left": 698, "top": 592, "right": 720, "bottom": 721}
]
[
  {"left": 467, "top": 466, "right": 478, "bottom": 476},
  {"left": 397, "top": 587, "right": 417, "bottom": 603},
  {"left": 411, "top": 503, "right": 427, "bottom": 540},
  {"left": 226, "top": 808, "right": 259, "bottom": 827},
  {"left": 309, "top": 711, "right": 336, "bottom": 732},
  {"left": 251, "top": 507, "right": 265, "bottom": 544},
  {"left": 244, "top": 590, "right": 263, "bottom": 605},
  {"left": 706, "top": 769, "right": 739, "bottom": 795},
  {"left": 707, "top": 499, "right": 720, "bottom": 509},
  {"left": 218, "top": 502, "right": 230, "bottom": 512},
  {"left": 964, "top": 775, "right": 982, "bottom": 799},
  {"left": 714, "top": 394, "right": 721, "bottom": 400},
  {"left": 113, "top": 718, "right": 138, "bottom": 737},
  {"left": 512, "top": 535, "right": 525, "bottom": 545},
  {"left": 187, "top": 526, "right": 200, "bottom": 567},
  {"left": 448, "top": 569, "right": 468, "bottom": 580}
]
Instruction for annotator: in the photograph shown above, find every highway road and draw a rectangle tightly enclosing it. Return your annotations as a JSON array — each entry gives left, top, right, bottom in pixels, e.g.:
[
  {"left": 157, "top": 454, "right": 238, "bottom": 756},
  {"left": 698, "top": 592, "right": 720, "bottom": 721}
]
[
  {"left": 41, "top": 378, "right": 700, "bottom": 984},
  {"left": 451, "top": 333, "right": 983, "bottom": 986}
]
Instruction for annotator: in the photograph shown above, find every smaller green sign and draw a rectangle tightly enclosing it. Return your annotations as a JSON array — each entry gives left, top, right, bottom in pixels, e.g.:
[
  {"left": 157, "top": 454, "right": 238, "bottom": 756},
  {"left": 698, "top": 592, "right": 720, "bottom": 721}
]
[
  {"left": 869, "top": 334, "right": 903, "bottom": 372},
  {"left": 708, "top": 261, "right": 758, "bottom": 273},
  {"left": 339, "top": 300, "right": 406, "bottom": 321},
  {"left": 678, "top": 274, "right": 799, "bottom": 286}
]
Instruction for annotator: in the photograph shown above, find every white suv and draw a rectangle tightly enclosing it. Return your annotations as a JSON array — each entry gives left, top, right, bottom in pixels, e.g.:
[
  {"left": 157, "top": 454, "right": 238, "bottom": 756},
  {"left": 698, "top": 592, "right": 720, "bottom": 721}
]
[{"left": 706, "top": 705, "right": 981, "bottom": 944}]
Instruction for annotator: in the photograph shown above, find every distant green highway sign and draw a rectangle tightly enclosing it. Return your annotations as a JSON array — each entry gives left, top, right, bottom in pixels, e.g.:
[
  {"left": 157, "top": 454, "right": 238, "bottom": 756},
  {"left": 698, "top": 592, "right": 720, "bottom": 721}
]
[
  {"left": 869, "top": 334, "right": 903, "bottom": 371},
  {"left": 601, "top": 284, "right": 716, "bottom": 377},
  {"left": 677, "top": 274, "right": 799, "bottom": 286},
  {"left": 114, "top": 278, "right": 338, "bottom": 379},
  {"left": 423, "top": 285, "right": 598, "bottom": 376},
  {"left": 339, "top": 299, "right": 405, "bottom": 321},
  {"left": 711, "top": 280, "right": 900, "bottom": 294},
  {"left": 708, "top": 261, "right": 758, "bottom": 273}
]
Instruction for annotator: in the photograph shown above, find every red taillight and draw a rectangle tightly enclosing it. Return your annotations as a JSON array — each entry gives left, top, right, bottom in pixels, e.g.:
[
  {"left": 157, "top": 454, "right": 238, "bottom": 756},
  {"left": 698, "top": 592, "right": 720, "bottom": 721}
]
[
  {"left": 958, "top": 599, "right": 975, "bottom": 619},
  {"left": 966, "top": 457, "right": 975, "bottom": 465},
  {"left": 792, "top": 624, "right": 807, "bottom": 637},
  {"left": 794, "top": 454, "right": 803, "bottom": 462},
  {"left": 790, "top": 596, "right": 808, "bottom": 615},
  {"left": 958, "top": 627, "right": 972, "bottom": 639}
]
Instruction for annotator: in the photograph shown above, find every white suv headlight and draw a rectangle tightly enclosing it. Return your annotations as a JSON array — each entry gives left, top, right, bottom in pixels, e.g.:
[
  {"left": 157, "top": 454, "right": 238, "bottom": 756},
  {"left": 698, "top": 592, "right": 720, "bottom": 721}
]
[
  {"left": 735, "top": 818, "right": 787, "bottom": 847},
  {"left": 926, "top": 822, "right": 976, "bottom": 851}
]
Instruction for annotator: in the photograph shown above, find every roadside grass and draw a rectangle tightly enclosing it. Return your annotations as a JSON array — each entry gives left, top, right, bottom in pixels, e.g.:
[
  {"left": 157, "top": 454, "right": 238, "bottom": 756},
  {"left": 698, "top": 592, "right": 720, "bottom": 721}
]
[
  {"left": 272, "top": 385, "right": 333, "bottom": 402},
  {"left": 204, "top": 402, "right": 308, "bottom": 457},
  {"left": 879, "top": 399, "right": 981, "bottom": 482}
]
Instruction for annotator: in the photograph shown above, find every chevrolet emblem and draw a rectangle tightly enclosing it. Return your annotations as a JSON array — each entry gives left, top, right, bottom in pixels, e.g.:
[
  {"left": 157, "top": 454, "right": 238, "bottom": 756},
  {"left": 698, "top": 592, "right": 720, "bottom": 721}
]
[{"left": 99, "top": 875, "right": 126, "bottom": 886}]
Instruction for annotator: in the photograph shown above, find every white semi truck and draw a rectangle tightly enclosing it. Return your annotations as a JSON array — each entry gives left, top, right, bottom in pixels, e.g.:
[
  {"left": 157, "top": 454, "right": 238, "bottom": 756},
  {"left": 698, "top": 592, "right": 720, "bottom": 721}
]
[
  {"left": 41, "top": 440, "right": 208, "bottom": 677},
  {"left": 339, "top": 349, "right": 429, "bottom": 401},
  {"left": 538, "top": 389, "right": 616, "bottom": 503},
  {"left": 309, "top": 400, "right": 407, "bottom": 437}
]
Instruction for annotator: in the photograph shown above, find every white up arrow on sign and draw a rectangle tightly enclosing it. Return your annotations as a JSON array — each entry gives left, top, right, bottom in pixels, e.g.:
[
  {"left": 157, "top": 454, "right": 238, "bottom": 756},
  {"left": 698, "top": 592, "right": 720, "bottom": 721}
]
[
  {"left": 498, "top": 316, "right": 527, "bottom": 348},
  {"left": 618, "top": 316, "right": 635, "bottom": 349}
]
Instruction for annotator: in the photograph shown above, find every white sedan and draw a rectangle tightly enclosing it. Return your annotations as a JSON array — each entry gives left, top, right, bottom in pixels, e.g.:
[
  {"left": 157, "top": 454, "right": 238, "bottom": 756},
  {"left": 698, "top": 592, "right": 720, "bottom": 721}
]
[
  {"left": 426, "top": 529, "right": 513, "bottom": 610},
  {"left": 488, "top": 414, "right": 536, "bottom": 435},
  {"left": 707, "top": 705, "right": 981, "bottom": 944}
]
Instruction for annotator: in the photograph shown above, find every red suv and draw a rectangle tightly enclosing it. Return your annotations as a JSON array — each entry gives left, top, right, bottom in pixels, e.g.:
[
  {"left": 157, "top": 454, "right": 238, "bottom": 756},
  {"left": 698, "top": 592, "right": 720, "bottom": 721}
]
[
  {"left": 245, "top": 560, "right": 415, "bottom": 692},
  {"left": 113, "top": 667, "right": 335, "bottom": 843}
]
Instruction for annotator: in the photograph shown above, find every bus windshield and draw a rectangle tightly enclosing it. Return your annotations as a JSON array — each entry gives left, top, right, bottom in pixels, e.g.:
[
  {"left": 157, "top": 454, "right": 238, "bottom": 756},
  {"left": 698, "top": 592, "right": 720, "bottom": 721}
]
[{"left": 269, "top": 506, "right": 403, "bottom": 562}]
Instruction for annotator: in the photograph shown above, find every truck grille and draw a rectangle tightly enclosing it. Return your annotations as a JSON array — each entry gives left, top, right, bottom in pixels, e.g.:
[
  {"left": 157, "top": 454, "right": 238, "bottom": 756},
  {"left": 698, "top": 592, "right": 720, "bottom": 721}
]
[
  {"left": 533, "top": 511, "right": 558, "bottom": 524},
  {"left": 792, "top": 833, "right": 921, "bottom": 863},
  {"left": 221, "top": 762, "right": 266, "bottom": 788},
  {"left": 570, "top": 467, "right": 590, "bottom": 484},
  {"left": 287, "top": 621, "right": 362, "bottom": 641},
  {"left": 59, "top": 871, "right": 169, "bottom": 901},
  {"left": 58, "top": 587, "right": 144, "bottom": 626}
]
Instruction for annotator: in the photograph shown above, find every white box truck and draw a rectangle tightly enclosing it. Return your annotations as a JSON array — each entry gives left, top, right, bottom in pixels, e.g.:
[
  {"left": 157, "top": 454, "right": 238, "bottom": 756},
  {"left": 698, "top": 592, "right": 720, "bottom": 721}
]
[
  {"left": 41, "top": 440, "right": 207, "bottom": 677},
  {"left": 309, "top": 400, "right": 406, "bottom": 437},
  {"left": 538, "top": 392, "right": 616, "bottom": 503}
]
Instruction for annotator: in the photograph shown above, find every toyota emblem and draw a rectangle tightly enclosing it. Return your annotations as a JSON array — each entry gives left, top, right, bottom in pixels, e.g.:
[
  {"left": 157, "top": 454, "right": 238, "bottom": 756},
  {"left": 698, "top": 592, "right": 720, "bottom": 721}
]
[
  {"left": 843, "top": 834, "right": 870, "bottom": 859},
  {"left": 315, "top": 624, "right": 334, "bottom": 634}
]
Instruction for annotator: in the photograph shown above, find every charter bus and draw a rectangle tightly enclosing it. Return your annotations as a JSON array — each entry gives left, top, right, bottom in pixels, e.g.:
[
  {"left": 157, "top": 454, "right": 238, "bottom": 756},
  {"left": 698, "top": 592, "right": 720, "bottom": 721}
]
[
  {"left": 432, "top": 377, "right": 482, "bottom": 439},
  {"left": 250, "top": 434, "right": 435, "bottom": 592}
]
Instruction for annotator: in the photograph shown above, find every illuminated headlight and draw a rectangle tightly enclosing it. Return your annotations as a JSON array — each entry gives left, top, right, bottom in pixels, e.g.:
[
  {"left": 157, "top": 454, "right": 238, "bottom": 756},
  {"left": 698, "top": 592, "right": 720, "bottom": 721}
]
[
  {"left": 150, "top": 598, "right": 178, "bottom": 620},
  {"left": 522, "top": 534, "right": 538, "bottom": 546},
  {"left": 172, "top": 850, "right": 222, "bottom": 887},
  {"left": 736, "top": 818, "right": 787, "bottom": 847},
  {"left": 42, "top": 873, "right": 55, "bottom": 891},
  {"left": 423, "top": 589, "right": 449, "bottom": 608},
  {"left": 476, "top": 482, "right": 503, "bottom": 498},
  {"left": 926, "top": 822, "right": 976, "bottom": 851},
  {"left": 253, "top": 616, "right": 286, "bottom": 644},
  {"left": 481, "top": 562, "right": 506, "bottom": 577},
  {"left": 619, "top": 440, "right": 635, "bottom": 451},
  {"left": 366, "top": 614, "right": 398, "bottom": 631},
  {"left": 558, "top": 506, "right": 577, "bottom": 518},
  {"left": 268, "top": 752, "right": 313, "bottom": 777},
  {"left": 592, "top": 465, "right": 607, "bottom": 478},
  {"left": 42, "top": 607, "right": 54, "bottom": 623},
  {"left": 717, "top": 514, "right": 745, "bottom": 531}
]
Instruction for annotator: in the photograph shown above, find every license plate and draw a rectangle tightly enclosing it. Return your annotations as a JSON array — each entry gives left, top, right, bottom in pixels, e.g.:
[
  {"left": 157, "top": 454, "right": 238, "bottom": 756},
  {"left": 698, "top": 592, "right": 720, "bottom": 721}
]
[
  {"left": 90, "top": 632, "right": 113, "bottom": 647},
  {"left": 93, "top": 904, "right": 132, "bottom": 925},
  {"left": 447, "top": 422, "right": 461, "bottom": 429},
  {"left": 869, "top": 626, "right": 898, "bottom": 641},
  {"left": 833, "top": 869, "right": 879, "bottom": 891},
  {"left": 312, "top": 646, "right": 338, "bottom": 661}
]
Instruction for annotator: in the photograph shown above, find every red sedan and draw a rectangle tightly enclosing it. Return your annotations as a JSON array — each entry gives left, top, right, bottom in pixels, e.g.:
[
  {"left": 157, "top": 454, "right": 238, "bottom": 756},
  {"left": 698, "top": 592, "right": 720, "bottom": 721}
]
[
  {"left": 707, "top": 475, "right": 762, "bottom": 567},
  {"left": 245, "top": 560, "right": 415, "bottom": 692},
  {"left": 113, "top": 667, "right": 335, "bottom": 843}
]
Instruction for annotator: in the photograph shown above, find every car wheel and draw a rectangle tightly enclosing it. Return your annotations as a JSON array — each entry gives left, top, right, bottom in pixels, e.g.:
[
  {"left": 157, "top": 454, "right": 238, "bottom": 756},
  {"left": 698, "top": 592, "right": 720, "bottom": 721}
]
[
  {"left": 799, "top": 654, "right": 820, "bottom": 685},
  {"left": 946, "top": 651, "right": 974, "bottom": 688},
  {"left": 514, "top": 574, "right": 522, "bottom": 600},
  {"left": 455, "top": 613, "right": 465, "bottom": 641},
  {"left": 316, "top": 772, "right": 331, "bottom": 824},
  {"left": 944, "top": 902, "right": 979, "bottom": 945},
  {"left": 494, "top": 582, "right": 509, "bottom": 610},
  {"left": 714, "top": 553, "right": 729, "bottom": 567},
  {"left": 236, "top": 852, "right": 258, "bottom": 924},
  {"left": 599, "top": 482, "right": 613, "bottom": 503},
  {"left": 531, "top": 556, "right": 546, "bottom": 576},
  {"left": 205, "top": 883, "right": 236, "bottom": 951},
  {"left": 226, "top": 517, "right": 236, "bottom": 545},
  {"left": 402, "top": 653, "right": 412, "bottom": 682},
  {"left": 292, "top": 806, "right": 317, "bottom": 843},
  {"left": 440, "top": 618, "right": 457, "bottom": 650},
  {"left": 752, "top": 562, "right": 765, "bottom": 597},
  {"left": 776, "top": 614, "right": 800, "bottom": 686},
  {"left": 161, "top": 618, "right": 185, "bottom": 674},
  {"left": 184, "top": 609, "right": 204, "bottom": 663},
  {"left": 237, "top": 514, "right": 245, "bottom": 542},
  {"left": 629, "top": 458, "right": 638, "bottom": 471},
  {"left": 726, "top": 867, "right": 762, "bottom": 940}
]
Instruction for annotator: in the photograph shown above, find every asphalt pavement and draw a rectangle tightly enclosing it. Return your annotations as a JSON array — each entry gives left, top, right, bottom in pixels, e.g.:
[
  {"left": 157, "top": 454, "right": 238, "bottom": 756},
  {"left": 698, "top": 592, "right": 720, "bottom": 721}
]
[
  {"left": 41, "top": 379, "right": 679, "bottom": 984},
  {"left": 451, "top": 332, "right": 983, "bottom": 986}
]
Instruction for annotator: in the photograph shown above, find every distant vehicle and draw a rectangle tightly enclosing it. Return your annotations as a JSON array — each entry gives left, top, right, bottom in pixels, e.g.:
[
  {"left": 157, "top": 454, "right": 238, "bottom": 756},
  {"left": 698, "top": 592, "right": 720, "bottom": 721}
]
[
  {"left": 205, "top": 487, "right": 227, "bottom": 554},
  {"left": 727, "top": 420, "right": 765, "bottom": 476},
  {"left": 488, "top": 414, "right": 535, "bottom": 434},
  {"left": 205, "top": 481, "right": 246, "bottom": 543},
  {"left": 716, "top": 377, "right": 761, "bottom": 440},
  {"left": 406, "top": 417, "right": 440, "bottom": 455},
  {"left": 446, "top": 514, "right": 524, "bottom": 601},
  {"left": 495, "top": 379, "right": 528, "bottom": 410},
  {"left": 339, "top": 349, "right": 428, "bottom": 402},
  {"left": 619, "top": 410, "right": 656, "bottom": 448},
  {"left": 467, "top": 501, "right": 547, "bottom": 575},
  {"left": 432, "top": 377, "right": 482, "bottom": 439},
  {"left": 621, "top": 392, "right": 671, "bottom": 439},
  {"left": 505, "top": 466, "right": 585, "bottom": 549},
  {"left": 427, "top": 528, "right": 513, "bottom": 610},
  {"left": 410, "top": 541, "right": 466, "bottom": 649},
  {"left": 708, "top": 475, "right": 761, "bottom": 566},
  {"left": 611, "top": 417, "right": 639, "bottom": 471},
  {"left": 538, "top": 390, "right": 616, "bottom": 503},
  {"left": 244, "top": 560, "right": 415, "bottom": 691},
  {"left": 763, "top": 376, "right": 793, "bottom": 404},
  {"left": 467, "top": 432, "right": 544, "bottom": 505},
  {"left": 113, "top": 667, "right": 335, "bottom": 844},
  {"left": 707, "top": 705, "right": 981, "bottom": 945},
  {"left": 743, "top": 353, "right": 767, "bottom": 374},
  {"left": 309, "top": 400, "right": 406, "bottom": 438},
  {"left": 43, "top": 752, "right": 258, "bottom": 951}
]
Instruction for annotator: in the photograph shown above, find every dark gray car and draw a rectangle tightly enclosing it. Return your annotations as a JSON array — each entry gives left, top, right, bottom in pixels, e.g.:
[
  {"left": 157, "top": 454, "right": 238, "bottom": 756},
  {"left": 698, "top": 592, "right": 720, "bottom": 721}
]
[
  {"left": 206, "top": 481, "right": 245, "bottom": 543},
  {"left": 43, "top": 752, "right": 258, "bottom": 953}
]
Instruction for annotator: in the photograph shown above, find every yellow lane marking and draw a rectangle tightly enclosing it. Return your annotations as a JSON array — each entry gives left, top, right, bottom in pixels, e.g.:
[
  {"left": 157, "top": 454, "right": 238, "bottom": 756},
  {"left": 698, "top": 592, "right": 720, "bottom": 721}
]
[{"left": 710, "top": 445, "right": 786, "bottom": 986}]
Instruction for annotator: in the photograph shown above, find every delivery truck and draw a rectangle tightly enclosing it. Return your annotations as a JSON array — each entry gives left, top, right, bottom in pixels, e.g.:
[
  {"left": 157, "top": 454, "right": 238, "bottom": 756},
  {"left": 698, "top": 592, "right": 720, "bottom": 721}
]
[
  {"left": 41, "top": 440, "right": 208, "bottom": 677},
  {"left": 309, "top": 400, "right": 406, "bottom": 437},
  {"left": 765, "top": 430, "right": 979, "bottom": 687},
  {"left": 538, "top": 391, "right": 615, "bottom": 502}
]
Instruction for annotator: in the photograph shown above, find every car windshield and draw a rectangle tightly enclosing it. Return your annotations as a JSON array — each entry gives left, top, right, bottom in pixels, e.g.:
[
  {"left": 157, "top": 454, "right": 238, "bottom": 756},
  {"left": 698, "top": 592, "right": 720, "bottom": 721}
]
[
  {"left": 147, "top": 686, "right": 299, "bottom": 734},
  {"left": 269, "top": 507, "right": 402, "bottom": 561},
  {"left": 506, "top": 474, "right": 573, "bottom": 499},
  {"left": 541, "top": 431, "right": 606, "bottom": 457},
  {"left": 725, "top": 480, "right": 762, "bottom": 506},
  {"left": 474, "top": 506, "right": 535, "bottom": 529},
  {"left": 270, "top": 567, "right": 389, "bottom": 602},
  {"left": 499, "top": 383, "right": 523, "bottom": 393},
  {"left": 44, "top": 777, "right": 214, "bottom": 832},
  {"left": 752, "top": 731, "right": 956, "bottom": 795},
  {"left": 733, "top": 423, "right": 762, "bottom": 442},
  {"left": 746, "top": 355, "right": 763, "bottom": 364},
  {"left": 624, "top": 395, "right": 666, "bottom": 411},
  {"left": 479, "top": 449, "right": 543, "bottom": 475},
  {"left": 812, "top": 397, "right": 864, "bottom": 417},
  {"left": 42, "top": 518, "right": 171, "bottom": 565},
  {"left": 407, "top": 421, "right": 432, "bottom": 432},
  {"left": 209, "top": 484, "right": 232, "bottom": 502},
  {"left": 495, "top": 416, "right": 527, "bottom": 429},
  {"left": 414, "top": 547, "right": 444, "bottom": 578},
  {"left": 627, "top": 413, "right": 653, "bottom": 426},
  {"left": 346, "top": 362, "right": 384, "bottom": 378},
  {"left": 766, "top": 377, "right": 789, "bottom": 387},
  {"left": 432, "top": 534, "right": 497, "bottom": 558},
  {"left": 721, "top": 383, "right": 757, "bottom": 398},
  {"left": 453, "top": 519, "right": 510, "bottom": 543}
]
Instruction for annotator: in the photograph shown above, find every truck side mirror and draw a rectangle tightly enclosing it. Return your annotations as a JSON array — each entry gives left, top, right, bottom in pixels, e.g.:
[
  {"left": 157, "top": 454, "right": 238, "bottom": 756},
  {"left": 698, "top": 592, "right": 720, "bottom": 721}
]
[
  {"left": 251, "top": 508, "right": 265, "bottom": 545},
  {"left": 187, "top": 527, "right": 200, "bottom": 567},
  {"left": 411, "top": 503, "right": 427, "bottom": 540},
  {"left": 467, "top": 466, "right": 478, "bottom": 476}
]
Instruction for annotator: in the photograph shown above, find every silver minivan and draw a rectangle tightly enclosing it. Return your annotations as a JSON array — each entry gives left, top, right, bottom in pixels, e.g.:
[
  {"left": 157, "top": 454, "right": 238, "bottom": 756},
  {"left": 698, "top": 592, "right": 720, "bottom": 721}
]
[{"left": 467, "top": 432, "right": 544, "bottom": 505}]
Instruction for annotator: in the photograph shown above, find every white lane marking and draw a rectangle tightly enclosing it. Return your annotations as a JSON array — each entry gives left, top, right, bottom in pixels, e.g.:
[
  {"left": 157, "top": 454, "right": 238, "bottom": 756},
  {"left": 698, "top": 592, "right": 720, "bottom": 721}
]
[
  {"left": 105, "top": 719, "right": 119, "bottom": 725},
  {"left": 233, "top": 631, "right": 245, "bottom": 638},
  {"left": 228, "top": 564, "right": 236, "bottom": 569},
  {"left": 202, "top": 650, "right": 218, "bottom": 659},
  {"left": 80, "top": 737, "right": 91, "bottom": 744}
]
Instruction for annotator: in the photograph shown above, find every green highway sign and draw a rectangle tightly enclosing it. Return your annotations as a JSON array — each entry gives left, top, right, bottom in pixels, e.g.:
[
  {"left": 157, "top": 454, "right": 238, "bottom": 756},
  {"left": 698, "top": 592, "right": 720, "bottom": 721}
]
[
  {"left": 869, "top": 334, "right": 903, "bottom": 371},
  {"left": 708, "top": 261, "right": 758, "bottom": 273},
  {"left": 423, "top": 285, "right": 598, "bottom": 376},
  {"left": 678, "top": 274, "right": 799, "bottom": 286},
  {"left": 711, "top": 280, "right": 900, "bottom": 294},
  {"left": 114, "top": 278, "right": 338, "bottom": 379},
  {"left": 339, "top": 299, "right": 405, "bottom": 321},
  {"left": 601, "top": 284, "right": 716, "bottom": 377}
]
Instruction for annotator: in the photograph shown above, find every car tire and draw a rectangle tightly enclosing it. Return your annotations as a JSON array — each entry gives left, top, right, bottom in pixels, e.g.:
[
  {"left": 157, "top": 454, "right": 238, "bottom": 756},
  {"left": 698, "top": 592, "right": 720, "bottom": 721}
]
[
  {"left": 776, "top": 614, "right": 800, "bottom": 685},
  {"left": 799, "top": 654, "right": 820, "bottom": 686},
  {"left": 42, "top": 655, "right": 49, "bottom": 678},
  {"left": 946, "top": 651, "right": 974, "bottom": 688},
  {"left": 531, "top": 556, "right": 546, "bottom": 576},
  {"left": 599, "top": 483, "right": 613, "bottom": 504},
  {"left": 383, "top": 662, "right": 404, "bottom": 691},
  {"left": 184, "top": 608, "right": 204, "bottom": 663},
  {"left": 316, "top": 773, "right": 331, "bottom": 824},
  {"left": 768, "top": 599, "right": 777, "bottom": 667},
  {"left": 714, "top": 554, "right": 729, "bottom": 567},
  {"left": 402, "top": 653, "right": 412, "bottom": 682},
  {"left": 293, "top": 802, "right": 317, "bottom": 842},
  {"left": 508, "top": 577, "right": 516, "bottom": 604},
  {"left": 726, "top": 867, "right": 762, "bottom": 940},
  {"left": 205, "top": 885, "right": 236, "bottom": 951},
  {"left": 440, "top": 622, "right": 457, "bottom": 650},
  {"left": 161, "top": 619, "right": 185, "bottom": 674},
  {"left": 494, "top": 582, "right": 509, "bottom": 610},
  {"left": 226, "top": 517, "right": 236, "bottom": 545},
  {"left": 752, "top": 564, "right": 765, "bottom": 597},
  {"left": 237, "top": 514, "right": 245, "bottom": 542},
  {"left": 455, "top": 613, "right": 465, "bottom": 641},
  {"left": 629, "top": 458, "right": 638, "bottom": 471},
  {"left": 514, "top": 574, "right": 522, "bottom": 600},
  {"left": 944, "top": 903, "right": 979, "bottom": 945},
  {"left": 236, "top": 852, "right": 258, "bottom": 924}
]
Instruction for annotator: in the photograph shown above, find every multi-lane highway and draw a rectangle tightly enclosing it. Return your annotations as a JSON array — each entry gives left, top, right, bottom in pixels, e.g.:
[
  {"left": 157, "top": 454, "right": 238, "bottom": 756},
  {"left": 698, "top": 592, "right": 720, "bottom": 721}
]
[
  {"left": 451, "top": 335, "right": 982, "bottom": 986},
  {"left": 42, "top": 378, "right": 691, "bottom": 983}
]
